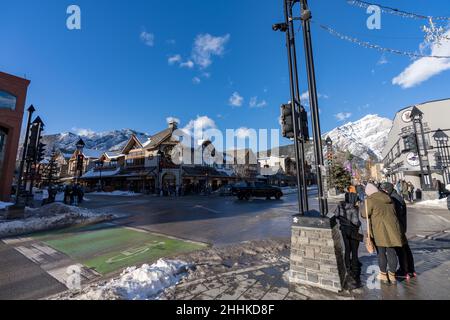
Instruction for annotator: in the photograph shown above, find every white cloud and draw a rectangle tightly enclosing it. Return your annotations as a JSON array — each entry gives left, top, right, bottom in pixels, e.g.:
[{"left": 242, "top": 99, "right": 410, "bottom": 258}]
[
  {"left": 140, "top": 31, "right": 155, "bottom": 47},
  {"left": 249, "top": 96, "right": 267, "bottom": 108},
  {"left": 392, "top": 29, "right": 450, "bottom": 88},
  {"left": 180, "top": 60, "right": 194, "bottom": 69},
  {"left": 235, "top": 127, "right": 255, "bottom": 139},
  {"left": 229, "top": 92, "right": 244, "bottom": 107},
  {"left": 72, "top": 127, "right": 96, "bottom": 137},
  {"left": 192, "top": 33, "right": 230, "bottom": 69},
  {"left": 168, "top": 54, "right": 182, "bottom": 65},
  {"left": 192, "top": 77, "right": 201, "bottom": 84},
  {"left": 181, "top": 115, "right": 217, "bottom": 137},
  {"left": 166, "top": 117, "right": 180, "bottom": 125},
  {"left": 300, "top": 91, "right": 329, "bottom": 105},
  {"left": 335, "top": 112, "right": 352, "bottom": 121}
]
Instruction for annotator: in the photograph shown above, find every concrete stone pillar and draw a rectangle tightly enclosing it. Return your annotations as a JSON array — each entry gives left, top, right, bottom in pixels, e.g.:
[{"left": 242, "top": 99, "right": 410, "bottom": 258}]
[{"left": 289, "top": 210, "right": 346, "bottom": 293}]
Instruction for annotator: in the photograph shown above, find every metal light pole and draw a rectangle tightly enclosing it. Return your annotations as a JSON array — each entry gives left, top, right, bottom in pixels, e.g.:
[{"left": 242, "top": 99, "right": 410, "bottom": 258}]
[
  {"left": 75, "top": 139, "right": 85, "bottom": 184},
  {"left": 15, "top": 105, "right": 35, "bottom": 204},
  {"left": 299, "top": 0, "right": 328, "bottom": 216},
  {"left": 433, "top": 129, "right": 450, "bottom": 185},
  {"left": 273, "top": 0, "right": 308, "bottom": 215},
  {"left": 411, "top": 106, "right": 432, "bottom": 190}
]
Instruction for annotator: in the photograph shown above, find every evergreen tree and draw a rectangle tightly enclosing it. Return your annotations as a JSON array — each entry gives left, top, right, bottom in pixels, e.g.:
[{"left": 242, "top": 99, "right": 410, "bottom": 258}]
[
  {"left": 330, "top": 163, "right": 352, "bottom": 192},
  {"left": 44, "top": 148, "right": 59, "bottom": 187}
]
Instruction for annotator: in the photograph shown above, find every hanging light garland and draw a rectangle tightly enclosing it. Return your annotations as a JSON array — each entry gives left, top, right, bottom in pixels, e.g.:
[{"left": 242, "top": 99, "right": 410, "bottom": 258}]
[
  {"left": 317, "top": 23, "right": 450, "bottom": 59},
  {"left": 347, "top": 0, "right": 450, "bottom": 21}
]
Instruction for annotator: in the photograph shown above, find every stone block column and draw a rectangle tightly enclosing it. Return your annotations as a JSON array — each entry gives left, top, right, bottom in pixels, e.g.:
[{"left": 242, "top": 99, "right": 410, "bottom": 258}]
[{"left": 289, "top": 210, "right": 345, "bottom": 293}]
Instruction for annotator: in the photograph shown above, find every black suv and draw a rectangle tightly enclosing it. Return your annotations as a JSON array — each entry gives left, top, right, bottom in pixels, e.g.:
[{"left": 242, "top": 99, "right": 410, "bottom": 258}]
[{"left": 231, "top": 182, "right": 283, "bottom": 200}]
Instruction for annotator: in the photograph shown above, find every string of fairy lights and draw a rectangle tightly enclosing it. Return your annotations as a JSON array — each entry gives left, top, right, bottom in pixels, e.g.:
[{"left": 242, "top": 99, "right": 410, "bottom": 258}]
[
  {"left": 295, "top": 1, "right": 450, "bottom": 59},
  {"left": 316, "top": 23, "right": 450, "bottom": 59},
  {"left": 347, "top": 0, "right": 450, "bottom": 21}
]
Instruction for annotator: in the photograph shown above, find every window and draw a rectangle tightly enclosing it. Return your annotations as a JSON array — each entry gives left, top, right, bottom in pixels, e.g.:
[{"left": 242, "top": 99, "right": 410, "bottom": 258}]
[{"left": 0, "top": 91, "right": 17, "bottom": 110}]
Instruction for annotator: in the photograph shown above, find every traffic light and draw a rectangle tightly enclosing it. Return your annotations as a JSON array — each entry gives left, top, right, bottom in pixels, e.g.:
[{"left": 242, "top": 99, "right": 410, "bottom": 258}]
[
  {"left": 280, "top": 104, "right": 295, "bottom": 139},
  {"left": 36, "top": 143, "right": 46, "bottom": 163},
  {"left": 299, "top": 107, "right": 309, "bottom": 141}
]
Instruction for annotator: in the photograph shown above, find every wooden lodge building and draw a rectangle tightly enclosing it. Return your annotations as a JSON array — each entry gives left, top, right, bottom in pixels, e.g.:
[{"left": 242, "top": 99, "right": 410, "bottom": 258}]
[{"left": 78, "top": 121, "right": 258, "bottom": 194}]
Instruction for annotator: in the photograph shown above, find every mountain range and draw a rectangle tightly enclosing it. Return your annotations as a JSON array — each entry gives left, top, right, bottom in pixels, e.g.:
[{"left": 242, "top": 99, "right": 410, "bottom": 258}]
[{"left": 39, "top": 114, "right": 393, "bottom": 162}]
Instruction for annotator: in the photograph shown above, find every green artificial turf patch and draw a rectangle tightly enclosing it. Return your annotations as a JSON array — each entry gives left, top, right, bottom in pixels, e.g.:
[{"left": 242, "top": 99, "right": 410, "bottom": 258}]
[{"left": 34, "top": 223, "right": 205, "bottom": 275}]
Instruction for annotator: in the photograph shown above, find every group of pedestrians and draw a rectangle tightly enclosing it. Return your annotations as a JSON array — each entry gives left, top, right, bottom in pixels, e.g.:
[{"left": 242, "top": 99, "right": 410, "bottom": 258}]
[
  {"left": 63, "top": 183, "right": 84, "bottom": 206},
  {"left": 396, "top": 180, "right": 415, "bottom": 203},
  {"left": 334, "top": 181, "right": 416, "bottom": 289}
]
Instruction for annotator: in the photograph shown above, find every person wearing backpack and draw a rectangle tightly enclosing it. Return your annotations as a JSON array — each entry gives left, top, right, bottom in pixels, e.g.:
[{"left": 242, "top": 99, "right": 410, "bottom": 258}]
[{"left": 335, "top": 186, "right": 363, "bottom": 289}]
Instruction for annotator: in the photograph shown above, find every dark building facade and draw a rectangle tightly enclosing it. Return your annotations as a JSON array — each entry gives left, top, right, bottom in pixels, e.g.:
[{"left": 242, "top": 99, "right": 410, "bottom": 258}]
[{"left": 0, "top": 72, "right": 30, "bottom": 201}]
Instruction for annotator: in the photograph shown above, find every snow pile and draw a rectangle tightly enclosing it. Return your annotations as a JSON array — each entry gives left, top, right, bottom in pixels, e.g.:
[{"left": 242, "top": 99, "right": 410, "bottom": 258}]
[
  {"left": 89, "top": 191, "right": 142, "bottom": 197},
  {"left": 0, "top": 203, "right": 113, "bottom": 238},
  {"left": 415, "top": 198, "right": 448, "bottom": 209},
  {"left": 0, "top": 202, "right": 14, "bottom": 210},
  {"left": 280, "top": 187, "right": 298, "bottom": 195},
  {"left": 76, "top": 259, "right": 190, "bottom": 300},
  {"left": 446, "top": 184, "right": 450, "bottom": 192}
]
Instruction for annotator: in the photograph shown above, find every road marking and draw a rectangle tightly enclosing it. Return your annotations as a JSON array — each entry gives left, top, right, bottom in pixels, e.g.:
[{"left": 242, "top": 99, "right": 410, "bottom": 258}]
[
  {"left": 105, "top": 242, "right": 165, "bottom": 264},
  {"left": 2, "top": 237, "right": 34, "bottom": 245},
  {"left": 433, "top": 215, "right": 450, "bottom": 224},
  {"left": 193, "top": 205, "right": 221, "bottom": 214}
]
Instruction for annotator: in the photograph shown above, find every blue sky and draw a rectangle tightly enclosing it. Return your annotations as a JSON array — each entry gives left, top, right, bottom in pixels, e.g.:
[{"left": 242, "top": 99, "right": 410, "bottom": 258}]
[{"left": 1, "top": 0, "right": 449, "bottom": 140}]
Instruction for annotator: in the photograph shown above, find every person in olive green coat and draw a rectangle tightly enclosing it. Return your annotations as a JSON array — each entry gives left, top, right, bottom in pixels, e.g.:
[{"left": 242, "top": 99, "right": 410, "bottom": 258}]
[{"left": 362, "top": 183, "right": 405, "bottom": 283}]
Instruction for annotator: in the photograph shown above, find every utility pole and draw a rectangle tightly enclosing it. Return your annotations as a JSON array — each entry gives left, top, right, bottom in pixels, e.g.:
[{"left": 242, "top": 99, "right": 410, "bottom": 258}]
[{"left": 299, "top": 0, "right": 328, "bottom": 216}]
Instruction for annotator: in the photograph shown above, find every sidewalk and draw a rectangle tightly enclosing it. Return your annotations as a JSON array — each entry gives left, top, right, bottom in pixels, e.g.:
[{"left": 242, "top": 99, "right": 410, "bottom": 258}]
[{"left": 160, "top": 234, "right": 450, "bottom": 300}]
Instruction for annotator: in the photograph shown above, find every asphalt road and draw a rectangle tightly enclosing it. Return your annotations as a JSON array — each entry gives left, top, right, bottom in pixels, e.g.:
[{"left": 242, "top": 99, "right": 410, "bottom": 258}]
[
  {"left": 1, "top": 191, "right": 450, "bottom": 300},
  {"left": 82, "top": 192, "right": 450, "bottom": 246}
]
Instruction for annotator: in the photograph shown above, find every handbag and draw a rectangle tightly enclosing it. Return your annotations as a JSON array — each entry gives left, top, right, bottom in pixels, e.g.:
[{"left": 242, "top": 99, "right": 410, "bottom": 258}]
[{"left": 364, "top": 200, "right": 376, "bottom": 254}]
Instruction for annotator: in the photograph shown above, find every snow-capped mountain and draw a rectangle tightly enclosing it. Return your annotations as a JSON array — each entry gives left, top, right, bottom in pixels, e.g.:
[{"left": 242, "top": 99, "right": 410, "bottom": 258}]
[
  {"left": 41, "top": 129, "right": 151, "bottom": 155},
  {"left": 324, "top": 114, "right": 392, "bottom": 161},
  {"left": 268, "top": 114, "right": 392, "bottom": 162}
]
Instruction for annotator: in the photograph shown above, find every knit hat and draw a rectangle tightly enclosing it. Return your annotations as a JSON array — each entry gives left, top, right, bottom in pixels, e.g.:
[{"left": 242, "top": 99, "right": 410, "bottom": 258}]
[{"left": 365, "top": 183, "right": 379, "bottom": 196}]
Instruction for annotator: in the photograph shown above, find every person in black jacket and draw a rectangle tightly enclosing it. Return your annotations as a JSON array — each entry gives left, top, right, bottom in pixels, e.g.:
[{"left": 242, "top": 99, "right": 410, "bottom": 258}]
[
  {"left": 381, "top": 182, "right": 416, "bottom": 279},
  {"left": 335, "top": 195, "right": 363, "bottom": 289}
]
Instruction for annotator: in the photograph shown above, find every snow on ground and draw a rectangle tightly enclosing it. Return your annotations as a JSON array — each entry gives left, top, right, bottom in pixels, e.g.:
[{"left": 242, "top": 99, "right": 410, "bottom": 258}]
[
  {"left": 415, "top": 198, "right": 448, "bottom": 209},
  {"left": 0, "top": 203, "right": 113, "bottom": 238},
  {"left": 74, "top": 259, "right": 190, "bottom": 300},
  {"left": 0, "top": 202, "right": 14, "bottom": 210},
  {"left": 88, "top": 191, "right": 142, "bottom": 197}
]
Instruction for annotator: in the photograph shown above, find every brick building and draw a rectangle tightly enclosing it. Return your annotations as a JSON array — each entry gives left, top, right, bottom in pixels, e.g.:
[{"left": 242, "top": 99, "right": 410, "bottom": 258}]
[{"left": 0, "top": 72, "right": 30, "bottom": 201}]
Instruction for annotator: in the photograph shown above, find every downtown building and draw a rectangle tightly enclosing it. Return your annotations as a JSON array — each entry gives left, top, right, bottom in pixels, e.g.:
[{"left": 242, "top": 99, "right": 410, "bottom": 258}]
[
  {"left": 382, "top": 98, "right": 450, "bottom": 197},
  {"left": 0, "top": 72, "right": 30, "bottom": 202},
  {"left": 78, "top": 120, "right": 259, "bottom": 194}
]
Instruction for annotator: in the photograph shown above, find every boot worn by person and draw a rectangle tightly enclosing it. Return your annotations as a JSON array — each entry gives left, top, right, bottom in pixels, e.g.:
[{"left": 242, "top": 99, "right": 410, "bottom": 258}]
[
  {"left": 377, "top": 272, "right": 389, "bottom": 283},
  {"left": 388, "top": 271, "right": 397, "bottom": 284}
]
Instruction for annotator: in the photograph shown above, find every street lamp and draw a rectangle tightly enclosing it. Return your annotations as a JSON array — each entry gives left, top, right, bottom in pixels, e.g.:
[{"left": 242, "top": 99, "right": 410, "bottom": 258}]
[
  {"left": 433, "top": 129, "right": 450, "bottom": 185},
  {"left": 75, "top": 138, "right": 85, "bottom": 184},
  {"left": 410, "top": 106, "right": 433, "bottom": 190},
  {"left": 97, "top": 159, "right": 104, "bottom": 191}
]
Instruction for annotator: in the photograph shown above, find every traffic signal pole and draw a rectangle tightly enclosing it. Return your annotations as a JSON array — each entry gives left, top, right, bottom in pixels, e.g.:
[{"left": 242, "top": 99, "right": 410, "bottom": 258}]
[
  {"left": 287, "top": 0, "right": 309, "bottom": 212},
  {"left": 283, "top": 0, "right": 306, "bottom": 215},
  {"left": 299, "top": 0, "right": 328, "bottom": 215}
]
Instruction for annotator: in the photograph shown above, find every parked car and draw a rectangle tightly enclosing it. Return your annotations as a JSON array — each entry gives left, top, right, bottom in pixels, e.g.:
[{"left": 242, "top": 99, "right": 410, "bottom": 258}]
[{"left": 232, "top": 182, "right": 283, "bottom": 200}]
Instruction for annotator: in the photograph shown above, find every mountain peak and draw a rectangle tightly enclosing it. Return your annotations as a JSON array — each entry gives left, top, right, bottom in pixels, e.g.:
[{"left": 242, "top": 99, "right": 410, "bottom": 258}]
[{"left": 325, "top": 114, "right": 392, "bottom": 161}]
